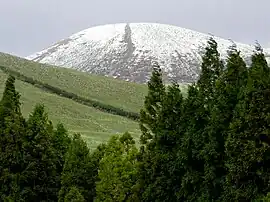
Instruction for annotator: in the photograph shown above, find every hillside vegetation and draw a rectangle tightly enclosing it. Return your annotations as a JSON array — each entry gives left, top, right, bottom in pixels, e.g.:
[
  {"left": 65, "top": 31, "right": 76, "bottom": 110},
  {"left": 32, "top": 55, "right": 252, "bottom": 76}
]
[
  {"left": 0, "top": 51, "right": 186, "bottom": 149},
  {"left": 0, "top": 70, "right": 140, "bottom": 149},
  {"left": 0, "top": 53, "right": 147, "bottom": 113},
  {"left": 0, "top": 53, "right": 188, "bottom": 114}
]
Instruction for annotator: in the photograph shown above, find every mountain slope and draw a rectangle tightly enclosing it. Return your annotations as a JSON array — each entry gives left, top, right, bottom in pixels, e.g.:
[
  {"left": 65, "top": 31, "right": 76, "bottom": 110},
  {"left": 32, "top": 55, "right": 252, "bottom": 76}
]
[
  {"left": 0, "top": 52, "right": 148, "bottom": 113},
  {"left": 27, "top": 23, "right": 270, "bottom": 84},
  {"left": 0, "top": 52, "right": 189, "bottom": 114},
  {"left": 0, "top": 69, "right": 140, "bottom": 149}
]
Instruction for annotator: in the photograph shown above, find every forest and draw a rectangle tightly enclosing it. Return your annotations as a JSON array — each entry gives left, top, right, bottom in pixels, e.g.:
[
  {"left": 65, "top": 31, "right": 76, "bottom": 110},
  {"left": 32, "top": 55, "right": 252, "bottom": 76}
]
[{"left": 1, "top": 38, "right": 270, "bottom": 201}]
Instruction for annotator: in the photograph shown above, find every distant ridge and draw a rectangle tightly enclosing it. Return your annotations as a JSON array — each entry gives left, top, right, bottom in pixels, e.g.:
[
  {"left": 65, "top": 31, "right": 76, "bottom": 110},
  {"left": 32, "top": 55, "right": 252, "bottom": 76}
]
[{"left": 27, "top": 23, "right": 270, "bottom": 84}]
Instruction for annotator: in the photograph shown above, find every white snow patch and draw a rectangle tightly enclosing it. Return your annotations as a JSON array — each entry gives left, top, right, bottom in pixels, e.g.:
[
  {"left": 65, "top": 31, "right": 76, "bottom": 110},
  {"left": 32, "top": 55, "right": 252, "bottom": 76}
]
[{"left": 26, "top": 23, "right": 270, "bottom": 83}]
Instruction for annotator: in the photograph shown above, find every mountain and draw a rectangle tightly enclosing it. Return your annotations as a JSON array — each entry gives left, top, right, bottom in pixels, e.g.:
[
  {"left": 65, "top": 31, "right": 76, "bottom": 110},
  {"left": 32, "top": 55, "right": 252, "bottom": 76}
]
[{"left": 26, "top": 23, "right": 270, "bottom": 84}]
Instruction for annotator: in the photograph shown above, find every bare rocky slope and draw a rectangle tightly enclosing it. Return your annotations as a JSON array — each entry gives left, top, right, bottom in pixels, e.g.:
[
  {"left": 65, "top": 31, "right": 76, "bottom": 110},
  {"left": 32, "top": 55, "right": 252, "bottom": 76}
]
[{"left": 27, "top": 23, "right": 270, "bottom": 84}]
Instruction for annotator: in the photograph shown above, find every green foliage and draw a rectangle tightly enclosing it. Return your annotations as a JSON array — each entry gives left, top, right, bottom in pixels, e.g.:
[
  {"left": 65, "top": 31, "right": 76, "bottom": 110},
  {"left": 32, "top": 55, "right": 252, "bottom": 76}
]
[
  {"left": 175, "top": 39, "right": 226, "bottom": 200},
  {"left": 87, "top": 143, "right": 107, "bottom": 200},
  {"left": 178, "top": 84, "right": 208, "bottom": 201},
  {"left": 137, "top": 62, "right": 168, "bottom": 201},
  {"left": 21, "top": 104, "right": 59, "bottom": 201},
  {"left": 64, "top": 187, "right": 85, "bottom": 202},
  {"left": 58, "top": 133, "right": 102, "bottom": 202},
  {"left": 139, "top": 62, "right": 166, "bottom": 145},
  {"left": 53, "top": 123, "right": 71, "bottom": 167},
  {"left": 200, "top": 46, "right": 248, "bottom": 201},
  {"left": 157, "top": 81, "right": 184, "bottom": 149},
  {"left": 137, "top": 38, "right": 270, "bottom": 201},
  {"left": 257, "top": 192, "right": 270, "bottom": 201},
  {"left": 224, "top": 46, "right": 270, "bottom": 201},
  {"left": 197, "top": 37, "right": 224, "bottom": 101},
  {"left": 0, "top": 75, "right": 22, "bottom": 121},
  {"left": 95, "top": 132, "right": 139, "bottom": 202},
  {"left": 0, "top": 76, "right": 76, "bottom": 201},
  {"left": 138, "top": 66, "right": 185, "bottom": 201},
  {"left": 52, "top": 123, "right": 72, "bottom": 195},
  {"left": 0, "top": 75, "right": 26, "bottom": 201}
]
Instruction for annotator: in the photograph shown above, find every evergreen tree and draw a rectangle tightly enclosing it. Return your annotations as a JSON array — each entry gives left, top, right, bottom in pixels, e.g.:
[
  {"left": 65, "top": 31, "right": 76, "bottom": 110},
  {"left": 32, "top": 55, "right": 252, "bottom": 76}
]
[
  {"left": 224, "top": 45, "right": 270, "bottom": 201},
  {"left": 139, "top": 62, "right": 166, "bottom": 145},
  {"left": 21, "top": 104, "right": 58, "bottom": 201},
  {"left": 0, "top": 75, "right": 22, "bottom": 125},
  {"left": 156, "top": 81, "right": 184, "bottom": 149},
  {"left": 197, "top": 37, "right": 224, "bottom": 103},
  {"left": 178, "top": 84, "right": 208, "bottom": 201},
  {"left": 52, "top": 123, "right": 71, "bottom": 192},
  {"left": 201, "top": 47, "right": 248, "bottom": 201},
  {"left": 177, "top": 38, "right": 224, "bottom": 201},
  {"left": 150, "top": 81, "right": 185, "bottom": 201},
  {"left": 64, "top": 187, "right": 85, "bottom": 202},
  {"left": 53, "top": 123, "right": 71, "bottom": 164},
  {"left": 58, "top": 133, "right": 103, "bottom": 202},
  {"left": 219, "top": 46, "right": 248, "bottom": 107},
  {"left": 138, "top": 67, "right": 185, "bottom": 201},
  {"left": 137, "top": 62, "right": 167, "bottom": 201},
  {"left": 0, "top": 75, "right": 26, "bottom": 201},
  {"left": 95, "top": 132, "right": 139, "bottom": 202},
  {"left": 88, "top": 143, "right": 107, "bottom": 200}
]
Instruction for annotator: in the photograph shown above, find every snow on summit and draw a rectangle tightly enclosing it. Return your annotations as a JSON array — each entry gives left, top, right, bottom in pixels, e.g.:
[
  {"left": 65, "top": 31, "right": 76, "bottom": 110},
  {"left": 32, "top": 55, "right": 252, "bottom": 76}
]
[{"left": 26, "top": 23, "right": 270, "bottom": 84}]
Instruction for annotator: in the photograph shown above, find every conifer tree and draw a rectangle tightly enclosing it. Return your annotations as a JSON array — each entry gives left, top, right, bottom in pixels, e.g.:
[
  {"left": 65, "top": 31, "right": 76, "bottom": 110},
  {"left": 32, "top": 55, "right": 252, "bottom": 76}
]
[
  {"left": 0, "top": 75, "right": 26, "bottom": 201},
  {"left": 151, "top": 81, "right": 185, "bottom": 201},
  {"left": 177, "top": 38, "right": 224, "bottom": 201},
  {"left": 197, "top": 37, "right": 224, "bottom": 103},
  {"left": 224, "top": 44, "right": 270, "bottom": 201},
  {"left": 201, "top": 47, "right": 248, "bottom": 201},
  {"left": 0, "top": 75, "right": 22, "bottom": 124},
  {"left": 178, "top": 84, "right": 208, "bottom": 201},
  {"left": 52, "top": 123, "right": 71, "bottom": 191},
  {"left": 156, "top": 81, "right": 184, "bottom": 149},
  {"left": 138, "top": 67, "right": 185, "bottom": 201},
  {"left": 53, "top": 123, "right": 71, "bottom": 159},
  {"left": 95, "top": 132, "right": 139, "bottom": 202},
  {"left": 87, "top": 143, "right": 107, "bottom": 200},
  {"left": 219, "top": 46, "right": 248, "bottom": 106},
  {"left": 58, "top": 133, "right": 103, "bottom": 202},
  {"left": 21, "top": 104, "right": 58, "bottom": 201},
  {"left": 137, "top": 62, "right": 167, "bottom": 201},
  {"left": 139, "top": 62, "right": 166, "bottom": 145}
]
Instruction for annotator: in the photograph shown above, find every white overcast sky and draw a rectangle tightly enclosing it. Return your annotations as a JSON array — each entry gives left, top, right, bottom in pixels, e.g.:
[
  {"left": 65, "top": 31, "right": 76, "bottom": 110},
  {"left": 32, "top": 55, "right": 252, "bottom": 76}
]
[{"left": 0, "top": 0, "right": 269, "bottom": 57}]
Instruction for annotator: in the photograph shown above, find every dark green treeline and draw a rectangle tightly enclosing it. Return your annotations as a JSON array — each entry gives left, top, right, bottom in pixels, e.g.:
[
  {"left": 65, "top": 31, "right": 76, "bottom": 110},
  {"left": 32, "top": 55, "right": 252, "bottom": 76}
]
[{"left": 1, "top": 38, "right": 270, "bottom": 201}]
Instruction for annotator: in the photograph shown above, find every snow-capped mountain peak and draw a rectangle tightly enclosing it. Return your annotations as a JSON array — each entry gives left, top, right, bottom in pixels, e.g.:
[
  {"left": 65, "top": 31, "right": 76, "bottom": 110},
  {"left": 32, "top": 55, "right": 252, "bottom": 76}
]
[{"left": 26, "top": 23, "right": 270, "bottom": 84}]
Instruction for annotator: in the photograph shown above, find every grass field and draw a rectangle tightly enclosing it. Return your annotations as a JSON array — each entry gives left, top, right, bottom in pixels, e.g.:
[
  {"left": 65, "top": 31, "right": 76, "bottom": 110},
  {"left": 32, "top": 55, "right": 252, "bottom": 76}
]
[
  {"left": 0, "top": 71, "right": 140, "bottom": 150},
  {"left": 0, "top": 53, "right": 189, "bottom": 114},
  {"left": 0, "top": 53, "right": 148, "bottom": 114}
]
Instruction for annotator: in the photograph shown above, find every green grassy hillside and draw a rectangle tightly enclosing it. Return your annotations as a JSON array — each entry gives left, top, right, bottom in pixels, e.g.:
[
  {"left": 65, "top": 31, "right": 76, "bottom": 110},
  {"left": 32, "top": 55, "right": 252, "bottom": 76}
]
[
  {"left": 0, "top": 53, "right": 188, "bottom": 114},
  {"left": 0, "top": 70, "right": 140, "bottom": 150},
  {"left": 0, "top": 53, "right": 148, "bottom": 114}
]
